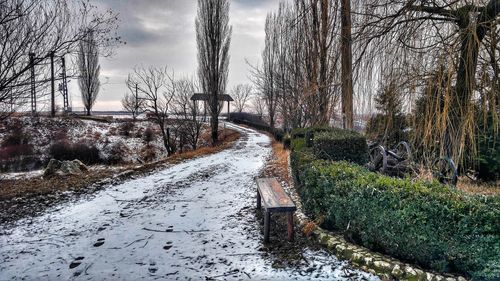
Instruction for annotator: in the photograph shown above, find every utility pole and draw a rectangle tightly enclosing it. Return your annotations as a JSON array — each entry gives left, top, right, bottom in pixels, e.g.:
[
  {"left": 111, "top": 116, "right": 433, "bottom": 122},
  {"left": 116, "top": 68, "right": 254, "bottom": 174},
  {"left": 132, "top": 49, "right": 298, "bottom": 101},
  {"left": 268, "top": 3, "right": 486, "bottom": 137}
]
[
  {"left": 29, "top": 52, "right": 36, "bottom": 115},
  {"left": 135, "top": 83, "right": 139, "bottom": 119},
  {"left": 50, "top": 51, "right": 55, "bottom": 117},
  {"left": 60, "top": 56, "right": 69, "bottom": 113}
]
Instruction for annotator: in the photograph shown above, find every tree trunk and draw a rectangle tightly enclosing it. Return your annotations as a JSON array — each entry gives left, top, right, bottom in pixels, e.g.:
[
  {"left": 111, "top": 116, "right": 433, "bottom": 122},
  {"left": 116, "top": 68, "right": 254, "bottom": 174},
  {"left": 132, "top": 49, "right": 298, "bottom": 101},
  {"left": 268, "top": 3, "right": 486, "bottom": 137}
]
[
  {"left": 341, "top": 0, "right": 354, "bottom": 130},
  {"left": 158, "top": 121, "right": 171, "bottom": 156},
  {"left": 447, "top": 0, "right": 499, "bottom": 157}
]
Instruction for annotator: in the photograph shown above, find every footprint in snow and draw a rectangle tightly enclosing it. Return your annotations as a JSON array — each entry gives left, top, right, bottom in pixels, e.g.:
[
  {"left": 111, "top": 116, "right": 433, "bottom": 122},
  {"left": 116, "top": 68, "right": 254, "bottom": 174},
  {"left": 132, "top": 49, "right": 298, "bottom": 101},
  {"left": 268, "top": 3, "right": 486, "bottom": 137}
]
[
  {"left": 163, "top": 241, "right": 173, "bottom": 250},
  {"left": 69, "top": 256, "right": 84, "bottom": 269},
  {"left": 93, "top": 238, "right": 105, "bottom": 247}
]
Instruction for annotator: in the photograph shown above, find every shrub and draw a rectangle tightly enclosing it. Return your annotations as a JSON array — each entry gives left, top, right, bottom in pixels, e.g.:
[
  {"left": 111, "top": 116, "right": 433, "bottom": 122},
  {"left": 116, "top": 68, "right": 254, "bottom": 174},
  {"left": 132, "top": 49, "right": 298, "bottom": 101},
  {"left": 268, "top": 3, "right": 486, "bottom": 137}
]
[
  {"left": 143, "top": 127, "right": 155, "bottom": 143},
  {"left": 365, "top": 113, "right": 408, "bottom": 147},
  {"left": 293, "top": 157, "right": 500, "bottom": 280},
  {"left": 313, "top": 129, "right": 368, "bottom": 165},
  {"left": 106, "top": 141, "right": 127, "bottom": 164},
  {"left": 477, "top": 114, "right": 499, "bottom": 181},
  {"left": 49, "top": 141, "right": 101, "bottom": 165},
  {"left": 283, "top": 134, "right": 291, "bottom": 149},
  {"left": 140, "top": 144, "right": 156, "bottom": 162},
  {"left": 0, "top": 119, "right": 38, "bottom": 171},
  {"left": 119, "top": 121, "right": 134, "bottom": 137},
  {"left": 2, "top": 119, "right": 29, "bottom": 147}
]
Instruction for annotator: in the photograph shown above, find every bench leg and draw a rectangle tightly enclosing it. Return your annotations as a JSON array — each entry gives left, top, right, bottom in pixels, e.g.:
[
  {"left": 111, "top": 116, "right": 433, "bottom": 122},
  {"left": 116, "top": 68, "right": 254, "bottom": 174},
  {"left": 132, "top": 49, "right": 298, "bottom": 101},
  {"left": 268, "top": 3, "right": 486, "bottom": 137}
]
[
  {"left": 256, "top": 190, "right": 261, "bottom": 209},
  {"left": 287, "top": 212, "right": 294, "bottom": 241},
  {"left": 264, "top": 211, "right": 270, "bottom": 243}
]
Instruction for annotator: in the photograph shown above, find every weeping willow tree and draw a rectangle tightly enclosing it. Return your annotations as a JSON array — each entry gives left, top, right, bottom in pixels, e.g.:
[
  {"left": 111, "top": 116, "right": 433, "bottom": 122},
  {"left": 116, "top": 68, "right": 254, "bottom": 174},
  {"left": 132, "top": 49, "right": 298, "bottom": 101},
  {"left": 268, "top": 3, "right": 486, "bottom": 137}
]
[{"left": 354, "top": 0, "right": 499, "bottom": 172}]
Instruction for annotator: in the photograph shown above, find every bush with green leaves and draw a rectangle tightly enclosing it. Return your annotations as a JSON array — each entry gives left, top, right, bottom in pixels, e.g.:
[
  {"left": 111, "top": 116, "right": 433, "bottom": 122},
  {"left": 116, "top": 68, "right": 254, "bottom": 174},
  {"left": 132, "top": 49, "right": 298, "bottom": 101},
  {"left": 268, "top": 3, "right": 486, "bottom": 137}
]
[
  {"left": 477, "top": 114, "right": 499, "bottom": 181},
  {"left": 313, "top": 130, "right": 368, "bottom": 165},
  {"left": 365, "top": 113, "right": 408, "bottom": 147},
  {"left": 292, "top": 154, "right": 500, "bottom": 279},
  {"left": 291, "top": 125, "right": 333, "bottom": 140}
]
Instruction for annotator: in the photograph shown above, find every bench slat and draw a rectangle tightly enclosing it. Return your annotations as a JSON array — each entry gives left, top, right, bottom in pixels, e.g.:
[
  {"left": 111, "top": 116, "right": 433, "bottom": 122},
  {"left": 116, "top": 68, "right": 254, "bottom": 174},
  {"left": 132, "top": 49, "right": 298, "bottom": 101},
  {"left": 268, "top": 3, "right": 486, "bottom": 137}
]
[{"left": 256, "top": 178, "right": 296, "bottom": 212}]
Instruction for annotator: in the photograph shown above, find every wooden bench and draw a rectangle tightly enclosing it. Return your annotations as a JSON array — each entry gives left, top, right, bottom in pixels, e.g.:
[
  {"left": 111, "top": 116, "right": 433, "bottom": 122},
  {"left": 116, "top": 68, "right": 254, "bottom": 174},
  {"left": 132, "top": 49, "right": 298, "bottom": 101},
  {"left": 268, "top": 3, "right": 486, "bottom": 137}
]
[{"left": 256, "top": 177, "right": 297, "bottom": 243}]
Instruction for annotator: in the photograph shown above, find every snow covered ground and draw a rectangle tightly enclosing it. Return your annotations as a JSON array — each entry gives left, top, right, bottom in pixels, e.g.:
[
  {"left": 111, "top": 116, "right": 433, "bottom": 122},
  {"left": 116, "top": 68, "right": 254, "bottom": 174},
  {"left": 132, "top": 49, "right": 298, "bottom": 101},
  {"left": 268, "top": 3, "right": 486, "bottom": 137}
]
[
  {"left": 0, "top": 116, "right": 168, "bottom": 173},
  {"left": 0, "top": 123, "right": 377, "bottom": 280}
]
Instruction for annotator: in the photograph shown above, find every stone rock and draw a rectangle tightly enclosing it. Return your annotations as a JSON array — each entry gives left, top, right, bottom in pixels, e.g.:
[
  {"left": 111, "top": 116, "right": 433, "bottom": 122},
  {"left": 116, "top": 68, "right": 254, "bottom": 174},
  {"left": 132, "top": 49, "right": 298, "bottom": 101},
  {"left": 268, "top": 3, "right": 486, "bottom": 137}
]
[
  {"left": 391, "top": 265, "right": 403, "bottom": 278},
  {"left": 44, "top": 159, "right": 88, "bottom": 178},
  {"left": 373, "top": 260, "right": 392, "bottom": 273},
  {"left": 43, "top": 159, "right": 62, "bottom": 178},
  {"left": 404, "top": 266, "right": 419, "bottom": 281},
  {"left": 457, "top": 277, "right": 467, "bottom": 281},
  {"left": 363, "top": 256, "right": 374, "bottom": 266},
  {"left": 318, "top": 232, "right": 329, "bottom": 244},
  {"left": 414, "top": 268, "right": 425, "bottom": 280},
  {"left": 351, "top": 252, "right": 364, "bottom": 264},
  {"left": 335, "top": 244, "right": 347, "bottom": 258},
  {"left": 327, "top": 238, "right": 340, "bottom": 250}
]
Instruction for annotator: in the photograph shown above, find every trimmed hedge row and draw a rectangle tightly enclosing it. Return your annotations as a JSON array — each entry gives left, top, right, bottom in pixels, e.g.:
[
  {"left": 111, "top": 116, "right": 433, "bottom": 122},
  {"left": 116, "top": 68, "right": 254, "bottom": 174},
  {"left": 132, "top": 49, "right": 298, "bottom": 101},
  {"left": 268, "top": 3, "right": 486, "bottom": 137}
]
[
  {"left": 291, "top": 139, "right": 500, "bottom": 280},
  {"left": 313, "top": 130, "right": 368, "bottom": 165}
]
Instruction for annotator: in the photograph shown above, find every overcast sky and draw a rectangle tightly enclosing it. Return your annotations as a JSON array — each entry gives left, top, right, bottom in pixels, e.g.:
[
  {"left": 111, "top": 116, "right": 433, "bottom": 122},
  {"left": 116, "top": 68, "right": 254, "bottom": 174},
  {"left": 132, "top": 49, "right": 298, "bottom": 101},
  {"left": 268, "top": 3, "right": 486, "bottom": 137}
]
[{"left": 68, "top": 0, "right": 281, "bottom": 111}]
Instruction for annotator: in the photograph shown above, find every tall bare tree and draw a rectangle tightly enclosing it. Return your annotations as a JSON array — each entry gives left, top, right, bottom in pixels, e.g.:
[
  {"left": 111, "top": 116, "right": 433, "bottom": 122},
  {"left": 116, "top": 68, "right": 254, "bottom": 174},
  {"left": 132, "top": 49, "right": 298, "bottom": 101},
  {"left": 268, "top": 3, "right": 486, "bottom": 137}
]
[
  {"left": 78, "top": 29, "right": 100, "bottom": 116},
  {"left": 127, "top": 66, "right": 176, "bottom": 156},
  {"left": 196, "top": 0, "right": 232, "bottom": 145},
  {"left": 231, "top": 84, "right": 252, "bottom": 113}
]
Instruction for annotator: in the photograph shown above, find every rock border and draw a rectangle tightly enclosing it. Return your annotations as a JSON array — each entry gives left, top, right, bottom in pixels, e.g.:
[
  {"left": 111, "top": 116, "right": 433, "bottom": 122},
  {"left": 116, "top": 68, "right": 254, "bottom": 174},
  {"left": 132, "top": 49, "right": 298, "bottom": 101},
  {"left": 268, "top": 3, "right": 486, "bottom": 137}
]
[{"left": 284, "top": 154, "right": 467, "bottom": 281}]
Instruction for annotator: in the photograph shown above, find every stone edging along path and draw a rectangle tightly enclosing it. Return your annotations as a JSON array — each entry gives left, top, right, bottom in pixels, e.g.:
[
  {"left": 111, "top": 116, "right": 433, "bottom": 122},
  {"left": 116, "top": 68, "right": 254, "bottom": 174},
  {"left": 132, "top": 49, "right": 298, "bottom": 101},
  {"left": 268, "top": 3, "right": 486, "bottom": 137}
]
[{"left": 284, "top": 155, "right": 467, "bottom": 281}]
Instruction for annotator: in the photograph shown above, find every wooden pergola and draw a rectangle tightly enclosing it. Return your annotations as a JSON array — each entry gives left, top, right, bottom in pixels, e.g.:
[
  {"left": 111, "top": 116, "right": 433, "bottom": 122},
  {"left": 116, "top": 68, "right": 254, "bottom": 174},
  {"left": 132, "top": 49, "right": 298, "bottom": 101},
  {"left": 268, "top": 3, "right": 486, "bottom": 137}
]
[{"left": 190, "top": 93, "right": 234, "bottom": 119}]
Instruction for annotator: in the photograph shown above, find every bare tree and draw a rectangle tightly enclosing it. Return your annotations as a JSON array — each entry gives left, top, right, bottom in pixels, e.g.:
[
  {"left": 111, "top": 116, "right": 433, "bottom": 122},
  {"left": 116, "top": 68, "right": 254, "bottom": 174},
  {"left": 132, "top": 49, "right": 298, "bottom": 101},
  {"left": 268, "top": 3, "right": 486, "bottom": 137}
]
[
  {"left": 127, "top": 66, "right": 175, "bottom": 156},
  {"left": 0, "top": 0, "right": 120, "bottom": 117},
  {"left": 122, "top": 77, "right": 145, "bottom": 121},
  {"left": 78, "top": 29, "right": 100, "bottom": 116},
  {"left": 231, "top": 84, "right": 252, "bottom": 113},
  {"left": 196, "top": 0, "right": 232, "bottom": 145},
  {"left": 172, "top": 77, "right": 203, "bottom": 150},
  {"left": 252, "top": 94, "right": 266, "bottom": 118}
]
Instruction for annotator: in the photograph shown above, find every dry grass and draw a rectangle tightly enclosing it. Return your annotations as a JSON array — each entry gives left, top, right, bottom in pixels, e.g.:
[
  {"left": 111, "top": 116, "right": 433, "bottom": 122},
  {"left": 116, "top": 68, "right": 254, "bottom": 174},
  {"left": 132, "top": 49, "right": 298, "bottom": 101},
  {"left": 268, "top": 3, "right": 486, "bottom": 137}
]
[
  {"left": 456, "top": 177, "right": 500, "bottom": 196},
  {"left": 415, "top": 165, "right": 500, "bottom": 196},
  {"left": 0, "top": 128, "right": 241, "bottom": 201},
  {"left": 260, "top": 136, "right": 290, "bottom": 184}
]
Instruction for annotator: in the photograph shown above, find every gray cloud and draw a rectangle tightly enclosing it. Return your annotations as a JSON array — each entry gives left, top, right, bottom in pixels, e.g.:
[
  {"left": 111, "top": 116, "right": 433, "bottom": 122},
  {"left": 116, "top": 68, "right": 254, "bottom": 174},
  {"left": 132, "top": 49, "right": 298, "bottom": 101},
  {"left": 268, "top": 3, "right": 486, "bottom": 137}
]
[{"left": 68, "top": 0, "right": 281, "bottom": 111}]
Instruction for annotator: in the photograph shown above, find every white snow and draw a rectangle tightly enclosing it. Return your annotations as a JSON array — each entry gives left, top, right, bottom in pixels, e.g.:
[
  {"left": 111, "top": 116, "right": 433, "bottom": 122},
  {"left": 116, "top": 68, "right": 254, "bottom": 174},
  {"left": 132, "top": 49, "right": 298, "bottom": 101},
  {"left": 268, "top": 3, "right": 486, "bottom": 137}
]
[{"left": 0, "top": 124, "right": 378, "bottom": 280}]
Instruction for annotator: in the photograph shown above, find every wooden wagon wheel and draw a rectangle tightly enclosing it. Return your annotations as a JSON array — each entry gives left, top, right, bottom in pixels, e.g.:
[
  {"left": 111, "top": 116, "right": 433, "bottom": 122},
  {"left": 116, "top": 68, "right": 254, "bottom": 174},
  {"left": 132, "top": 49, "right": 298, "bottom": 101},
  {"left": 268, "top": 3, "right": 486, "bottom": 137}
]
[
  {"left": 432, "top": 157, "right": 458, "bottom": 186},
  {"left": 370, "top": 145, "right": 388, "bottom": 173},
  {"left": 394, "top": 141, "right": 411, "bottom": 161}
]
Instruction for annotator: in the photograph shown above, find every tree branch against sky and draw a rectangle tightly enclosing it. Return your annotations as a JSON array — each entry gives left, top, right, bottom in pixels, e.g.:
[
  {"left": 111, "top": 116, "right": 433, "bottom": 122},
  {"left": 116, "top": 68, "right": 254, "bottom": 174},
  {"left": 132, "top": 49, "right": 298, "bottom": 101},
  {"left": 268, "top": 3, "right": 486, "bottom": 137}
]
[
  {"left": 0, "top": 0, "right": 120, "bottom": 115},
  {"left": 230, "top": 83, "right": 252, "bottom": 113}
]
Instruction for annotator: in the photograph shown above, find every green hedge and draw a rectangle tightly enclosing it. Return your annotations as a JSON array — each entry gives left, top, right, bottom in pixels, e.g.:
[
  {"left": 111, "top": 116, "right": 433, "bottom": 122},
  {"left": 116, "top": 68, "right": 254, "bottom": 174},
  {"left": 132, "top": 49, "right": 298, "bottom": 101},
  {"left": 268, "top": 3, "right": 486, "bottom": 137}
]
[
  {"left": 291, "top": 126, "right": 333, "bottom": 141},
  {"left": 313, "top": 130, "right": 368, "bottom": 165},
  {"left": 292, "top": 151, "right": 500, "bottom": 279}
]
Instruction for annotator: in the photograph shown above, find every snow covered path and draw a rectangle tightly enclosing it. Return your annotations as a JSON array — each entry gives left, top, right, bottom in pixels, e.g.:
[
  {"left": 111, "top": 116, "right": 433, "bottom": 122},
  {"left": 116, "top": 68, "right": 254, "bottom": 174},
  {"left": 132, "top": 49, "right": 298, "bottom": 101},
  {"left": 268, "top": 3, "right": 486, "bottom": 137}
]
[{"left": 0, "top": 124, "right": 377, "bottom": 280}]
